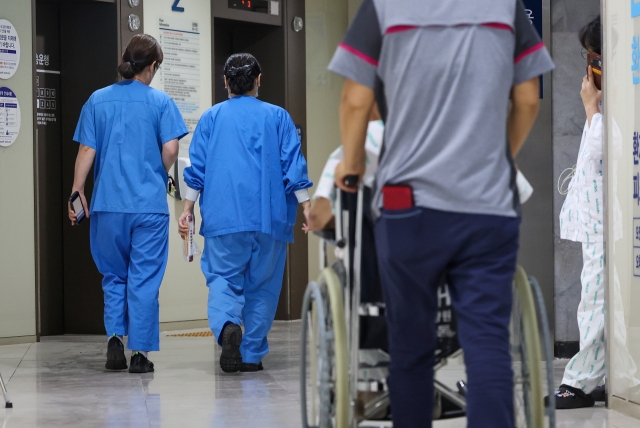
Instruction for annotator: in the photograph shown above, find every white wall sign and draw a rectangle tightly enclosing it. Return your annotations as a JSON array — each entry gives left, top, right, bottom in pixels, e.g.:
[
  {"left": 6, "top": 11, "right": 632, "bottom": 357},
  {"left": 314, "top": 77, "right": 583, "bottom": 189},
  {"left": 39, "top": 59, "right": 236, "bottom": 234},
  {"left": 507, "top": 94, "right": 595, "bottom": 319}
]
[
  {"left": 0, "top": 87, "right": 20, "bottom": 147},
  {"left": 145, "top": 0, "right": 212, "bottom": 323},
  {"left": 0, "top": 19, "right": 20, "bottom": 79},
  {"left": 146, "top": 0, "right": 212, "bottom": 157},
  {"left": 157, "top": 16, "right": 202, "bottom": 151}
]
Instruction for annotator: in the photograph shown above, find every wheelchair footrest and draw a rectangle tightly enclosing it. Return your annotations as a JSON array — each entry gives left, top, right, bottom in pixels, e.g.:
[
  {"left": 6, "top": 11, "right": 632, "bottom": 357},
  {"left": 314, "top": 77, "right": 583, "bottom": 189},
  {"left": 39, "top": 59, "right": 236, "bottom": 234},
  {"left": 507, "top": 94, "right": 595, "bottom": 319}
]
[
  {"left": 358, "top": 379, "right": 388, "bottom": 392},
  {"left": 359, "top": 303, "right": 386, "bottom": 317}
]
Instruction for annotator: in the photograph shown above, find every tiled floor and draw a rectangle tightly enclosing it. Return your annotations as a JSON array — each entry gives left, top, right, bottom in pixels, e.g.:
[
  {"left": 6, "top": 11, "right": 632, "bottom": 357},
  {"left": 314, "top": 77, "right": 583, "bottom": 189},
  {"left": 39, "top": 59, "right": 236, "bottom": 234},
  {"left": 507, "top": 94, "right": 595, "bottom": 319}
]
[{"left": 0, "top": 321, "right": 638, "bottom": 427}]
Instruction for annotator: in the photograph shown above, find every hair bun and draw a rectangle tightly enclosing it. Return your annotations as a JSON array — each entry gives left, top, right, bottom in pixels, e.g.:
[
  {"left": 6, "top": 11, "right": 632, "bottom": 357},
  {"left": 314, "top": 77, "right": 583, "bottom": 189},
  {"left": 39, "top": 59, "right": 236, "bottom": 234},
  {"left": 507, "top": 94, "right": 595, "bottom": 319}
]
[
  {"left": 226, "top": 64, "right": 252, "bottom": 78},
  {"left": 118, "top": 34, "right": 164, "bottom": 80},
  {"left": 223, "top": 53, "right": 261, "bottom": 95}
]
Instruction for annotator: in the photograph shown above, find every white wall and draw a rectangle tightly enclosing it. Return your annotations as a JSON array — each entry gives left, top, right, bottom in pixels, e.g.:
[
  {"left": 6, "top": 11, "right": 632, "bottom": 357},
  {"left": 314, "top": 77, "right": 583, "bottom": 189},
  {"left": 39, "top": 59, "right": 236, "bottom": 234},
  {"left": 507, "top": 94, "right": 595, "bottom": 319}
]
[
  {"left": 305, "top": 0, "right": 349, "bottom": 279},
  {"left": 305, "top": 0, "right": 367, "bottom": 280},
  {"left": 604, "top": 0, "right": 640, "bottom": 418},
  {"left": 0, "top": 1, "right": 36, "bottom": 339},
  {"left": 144, "top": 0, "right": 212, "bottom": 323}
]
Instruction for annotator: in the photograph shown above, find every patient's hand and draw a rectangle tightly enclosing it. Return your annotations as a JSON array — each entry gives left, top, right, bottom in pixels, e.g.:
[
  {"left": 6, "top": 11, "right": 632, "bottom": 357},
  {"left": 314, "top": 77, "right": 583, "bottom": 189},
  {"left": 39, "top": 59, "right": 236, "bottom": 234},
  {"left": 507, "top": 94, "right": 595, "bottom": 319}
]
[{"left": 304, "top": 197, "right": 334, "bottom": 232}]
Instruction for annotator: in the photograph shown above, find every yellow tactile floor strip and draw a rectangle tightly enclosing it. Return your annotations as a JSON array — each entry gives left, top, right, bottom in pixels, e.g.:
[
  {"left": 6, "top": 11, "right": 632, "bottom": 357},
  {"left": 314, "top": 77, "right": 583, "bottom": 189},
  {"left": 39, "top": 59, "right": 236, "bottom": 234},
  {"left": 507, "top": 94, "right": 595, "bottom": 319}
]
[{"left": 167, "top": 331, "right": 213, "bottom": 337}]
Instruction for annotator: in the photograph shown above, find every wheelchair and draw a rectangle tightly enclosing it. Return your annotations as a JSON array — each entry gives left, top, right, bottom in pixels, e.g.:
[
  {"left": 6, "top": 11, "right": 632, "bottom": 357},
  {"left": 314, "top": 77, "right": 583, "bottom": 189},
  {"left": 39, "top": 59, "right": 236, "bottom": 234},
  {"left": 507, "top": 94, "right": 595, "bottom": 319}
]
[{"left": 300, "top": 186, "right": 556, "bottom": 428}]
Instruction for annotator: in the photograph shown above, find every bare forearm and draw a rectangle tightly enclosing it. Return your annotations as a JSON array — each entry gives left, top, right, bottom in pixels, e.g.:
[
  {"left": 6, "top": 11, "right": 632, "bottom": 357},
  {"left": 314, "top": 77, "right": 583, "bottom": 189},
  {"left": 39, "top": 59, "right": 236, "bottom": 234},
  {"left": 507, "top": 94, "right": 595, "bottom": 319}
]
[
  {"left": 585, "top": 105, "right": 599, "bottom": 128},
  {"left": 72, "top": 145, "right": 96, "bottom": 192},
  {"left": 340, "top": 81, "right": 374, "bottom": 168},
  {"left": 508, "top": 78, "right": 540, "bottom": 158},
  {"left": 162, "top": 139, "right": 179, "bottom": 172},
  {"left": 508, "top": 104, "right": 538, "bottom": 158},
  {"left": 162, "top": 152, "right": 178, "bottom": 173},
  {"left": 341, "top": 106, "right": 369, "bottom": 167}
]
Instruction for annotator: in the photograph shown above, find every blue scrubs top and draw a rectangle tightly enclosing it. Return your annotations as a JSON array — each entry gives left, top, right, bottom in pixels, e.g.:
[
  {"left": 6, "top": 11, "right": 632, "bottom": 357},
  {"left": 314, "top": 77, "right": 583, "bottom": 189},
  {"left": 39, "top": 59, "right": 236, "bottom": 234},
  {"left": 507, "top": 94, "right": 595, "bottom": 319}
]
[
  {"left": 73, "top": 80, "right": 188, "bottom": 215},
  {"left": 184, "top": 96, "right": 312, "bottom": 243}
]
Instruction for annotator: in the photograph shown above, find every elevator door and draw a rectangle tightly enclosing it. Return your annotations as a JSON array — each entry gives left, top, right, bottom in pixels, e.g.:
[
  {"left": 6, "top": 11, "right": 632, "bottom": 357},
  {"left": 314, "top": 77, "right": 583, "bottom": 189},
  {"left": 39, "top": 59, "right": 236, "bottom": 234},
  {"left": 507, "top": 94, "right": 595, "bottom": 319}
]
[
  {"left": 212, "top": 8, "right": 308, "bottom": 320},
  {"left": 36, "top": 0, "right": 117, "bottom": 335},
  {"left": 59, "top": 2, "right": 118, "bottom": 334}
]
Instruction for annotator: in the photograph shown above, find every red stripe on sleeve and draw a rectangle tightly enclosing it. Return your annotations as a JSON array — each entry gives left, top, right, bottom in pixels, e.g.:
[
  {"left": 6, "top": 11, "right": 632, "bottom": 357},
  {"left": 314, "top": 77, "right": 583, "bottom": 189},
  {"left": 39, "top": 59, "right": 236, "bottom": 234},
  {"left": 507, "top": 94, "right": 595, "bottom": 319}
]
[
  {"left": 339, "top": 43, "right": 379, "bottom": 67},
  {"left": 386, "top": 25, "right": 419, "bottom": 35},
  {"left": 482, "top": 23, "right": 514, "bottom": 32},
  {"left": 515, "top": 42, "right": 545, "bottom": 64}
]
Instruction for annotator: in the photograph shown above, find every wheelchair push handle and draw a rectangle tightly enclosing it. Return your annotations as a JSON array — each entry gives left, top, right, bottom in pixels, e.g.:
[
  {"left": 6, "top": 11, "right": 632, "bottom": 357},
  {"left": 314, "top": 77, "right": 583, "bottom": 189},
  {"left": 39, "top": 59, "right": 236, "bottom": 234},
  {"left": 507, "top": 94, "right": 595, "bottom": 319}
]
[{"left": 344, "top": 175, "right": 359, "bottom": 188}]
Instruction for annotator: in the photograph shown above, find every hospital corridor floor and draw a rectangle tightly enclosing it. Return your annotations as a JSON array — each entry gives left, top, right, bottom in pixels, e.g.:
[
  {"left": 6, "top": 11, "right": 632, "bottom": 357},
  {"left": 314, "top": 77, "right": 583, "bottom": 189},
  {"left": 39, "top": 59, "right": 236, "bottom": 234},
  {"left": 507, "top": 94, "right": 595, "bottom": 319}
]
[{"left": 0, "top": 321, "right": 638, "bottom": 428}]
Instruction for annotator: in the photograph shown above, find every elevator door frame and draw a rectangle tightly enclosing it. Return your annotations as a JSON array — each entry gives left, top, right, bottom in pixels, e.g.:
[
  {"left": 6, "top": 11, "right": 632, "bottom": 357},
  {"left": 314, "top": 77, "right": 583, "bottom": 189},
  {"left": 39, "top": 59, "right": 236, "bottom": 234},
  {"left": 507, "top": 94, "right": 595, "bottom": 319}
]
[{"left": 211, "top": 0, "right": 308, "bottom": 321}]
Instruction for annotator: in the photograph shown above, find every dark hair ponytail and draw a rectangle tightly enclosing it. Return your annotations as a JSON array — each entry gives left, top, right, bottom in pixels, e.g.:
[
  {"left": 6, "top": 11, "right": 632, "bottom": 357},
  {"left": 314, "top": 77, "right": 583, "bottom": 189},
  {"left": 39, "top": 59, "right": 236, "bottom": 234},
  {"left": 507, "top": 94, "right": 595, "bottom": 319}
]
[
  {"left": 224, "top": 53, "right": 261, "bottom": 95},
  {"left": 118, "top": 34, "right": 164, "bottom": 79},
  {"left": 578, "top": 15, "right": 601, "bottom": 55}
]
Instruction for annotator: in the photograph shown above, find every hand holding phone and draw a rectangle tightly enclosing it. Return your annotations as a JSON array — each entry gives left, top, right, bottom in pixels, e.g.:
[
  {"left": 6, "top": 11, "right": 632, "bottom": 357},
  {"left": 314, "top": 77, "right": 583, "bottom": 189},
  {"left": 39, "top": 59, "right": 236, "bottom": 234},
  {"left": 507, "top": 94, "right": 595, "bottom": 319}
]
[
  {"left": 69, "top": 191, "right": 87, "bottom": 225},
  {"left": 587, "top": 51, "right": 602, "bottom": 90}
]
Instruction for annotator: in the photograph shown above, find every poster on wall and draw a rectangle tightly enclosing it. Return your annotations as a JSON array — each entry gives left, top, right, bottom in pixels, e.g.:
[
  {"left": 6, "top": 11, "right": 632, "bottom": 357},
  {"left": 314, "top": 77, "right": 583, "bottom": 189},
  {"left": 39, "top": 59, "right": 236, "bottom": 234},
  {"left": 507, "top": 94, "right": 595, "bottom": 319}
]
[
  {"left": 0, "top": 87, "right": 20, "bottom": 147},
  {"left": 157, "top": 16, "right": 201, "bottom": 151},
  {"left": 632, "top": 3, "right": 640, "bottom": 277},
  {"left": 0, "top": 19, "right": 20, "bottom": 79}
]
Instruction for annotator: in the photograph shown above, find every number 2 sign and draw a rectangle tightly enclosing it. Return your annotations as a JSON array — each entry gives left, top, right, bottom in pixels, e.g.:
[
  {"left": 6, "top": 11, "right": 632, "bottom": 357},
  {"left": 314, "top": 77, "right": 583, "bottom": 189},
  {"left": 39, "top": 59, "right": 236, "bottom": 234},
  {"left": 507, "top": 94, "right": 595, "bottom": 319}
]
[{"left": 172, "top": 0, "right": 185, "bottom": 13}]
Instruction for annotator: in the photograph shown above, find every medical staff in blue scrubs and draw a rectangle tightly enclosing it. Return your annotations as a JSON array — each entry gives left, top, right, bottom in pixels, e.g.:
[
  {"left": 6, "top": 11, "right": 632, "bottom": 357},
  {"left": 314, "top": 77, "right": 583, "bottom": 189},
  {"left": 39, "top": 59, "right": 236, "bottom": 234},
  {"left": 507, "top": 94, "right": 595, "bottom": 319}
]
[
  {"left": 68, "top": 34, "right": 188, "bottom": 373},
  {"left": 179, "top": 53, "right": 312, "bottom": 373}
]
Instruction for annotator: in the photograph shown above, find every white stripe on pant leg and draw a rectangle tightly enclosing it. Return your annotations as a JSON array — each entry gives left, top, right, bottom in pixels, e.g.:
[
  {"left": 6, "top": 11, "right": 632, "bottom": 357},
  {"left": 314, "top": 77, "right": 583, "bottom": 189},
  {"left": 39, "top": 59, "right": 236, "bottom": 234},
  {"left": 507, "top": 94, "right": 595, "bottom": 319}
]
[{"left": 561, "top": 241, "right": 606, "bottom": 393}]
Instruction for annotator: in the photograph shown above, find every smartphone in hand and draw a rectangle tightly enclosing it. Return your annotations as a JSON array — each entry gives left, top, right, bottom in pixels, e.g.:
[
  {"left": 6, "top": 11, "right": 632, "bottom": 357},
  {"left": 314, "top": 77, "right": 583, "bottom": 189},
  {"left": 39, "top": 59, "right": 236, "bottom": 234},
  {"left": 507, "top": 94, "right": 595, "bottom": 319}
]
[
  {"left": 69, "top": 191, "right": 86, "bottom": 225},
  {"left": 587, "top": 51, "right": 602, "bottom": 90}
]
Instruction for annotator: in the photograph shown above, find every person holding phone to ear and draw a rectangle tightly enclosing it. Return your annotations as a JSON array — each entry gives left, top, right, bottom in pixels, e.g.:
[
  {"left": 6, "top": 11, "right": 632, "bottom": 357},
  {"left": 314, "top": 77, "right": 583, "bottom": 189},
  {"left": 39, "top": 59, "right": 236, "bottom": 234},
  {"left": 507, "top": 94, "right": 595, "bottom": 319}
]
[
  {"left": 554, "top": 15, "right": 609, "bottom": 409},
  {"left": 68, "top": 34, "right": 188, "bottom": 374}
]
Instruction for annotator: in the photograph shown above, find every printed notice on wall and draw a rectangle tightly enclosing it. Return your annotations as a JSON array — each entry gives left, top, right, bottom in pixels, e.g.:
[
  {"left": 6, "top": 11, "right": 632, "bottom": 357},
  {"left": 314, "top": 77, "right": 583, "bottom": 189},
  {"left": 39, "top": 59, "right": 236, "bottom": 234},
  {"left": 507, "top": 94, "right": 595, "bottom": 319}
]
[
  {"left": 0, "top": 19, "right": 20, "bottom": 79},
  {"left": 157, "top": 17, "right": 201, "bottom": 150},
  {"left": 0, "top": 87, "right": 21, "bottom": 147}
]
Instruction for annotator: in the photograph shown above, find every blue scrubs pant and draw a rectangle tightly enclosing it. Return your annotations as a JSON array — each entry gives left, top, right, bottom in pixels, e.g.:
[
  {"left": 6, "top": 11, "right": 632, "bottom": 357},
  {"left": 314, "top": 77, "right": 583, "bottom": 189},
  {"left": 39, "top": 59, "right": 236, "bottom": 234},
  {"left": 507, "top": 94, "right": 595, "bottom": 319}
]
[
  {"left": 202, "top": 232, "right": 287, "bottom": 364},
  {"left": 90, "top": 212, "right": 169, "bottom": 352},
  {"left": 375, "top": 207, "right": 519, "bottom": 428}
]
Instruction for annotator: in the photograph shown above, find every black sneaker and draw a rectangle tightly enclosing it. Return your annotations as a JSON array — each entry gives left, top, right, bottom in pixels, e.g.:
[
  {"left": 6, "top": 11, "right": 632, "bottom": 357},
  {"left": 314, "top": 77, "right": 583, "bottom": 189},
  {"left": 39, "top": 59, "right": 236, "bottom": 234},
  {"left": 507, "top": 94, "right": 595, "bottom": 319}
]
[
  {"left": 105, "top": 336, "right": 127, "bottom": 371},
  {"left": 220, "top": 323, "right": 243, "bottom": 373},
  {"left": 548, "top": 384, "right": 595, "bottom": 409},
  {"left": 129, "top": 352, "right": 154, "bottom": 374},
  {"left": 591, "top": 384, "right": 606, "bottom": 402},
  {"left": 240, "top": 362, "right": 263, "bottom": 372}
]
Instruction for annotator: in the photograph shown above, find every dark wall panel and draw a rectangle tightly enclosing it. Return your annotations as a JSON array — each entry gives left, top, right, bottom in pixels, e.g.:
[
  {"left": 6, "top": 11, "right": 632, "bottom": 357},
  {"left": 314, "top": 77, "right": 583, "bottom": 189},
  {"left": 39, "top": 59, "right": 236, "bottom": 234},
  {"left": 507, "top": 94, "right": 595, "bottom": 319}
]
[
  {"left": 517, "top": 0, "right": 554, "bottom": 340},
  {"left": 283, "top": 0, "right": 307, "bottom": 320},
  {"left": 60, "top": 2, "right": 118, "bottom": 334},
  {"left": 35, "top": 1, "right": 64, "bottom": 336},
  {"left": 550, "top": 0, "right": 601, "bottom": 351}
]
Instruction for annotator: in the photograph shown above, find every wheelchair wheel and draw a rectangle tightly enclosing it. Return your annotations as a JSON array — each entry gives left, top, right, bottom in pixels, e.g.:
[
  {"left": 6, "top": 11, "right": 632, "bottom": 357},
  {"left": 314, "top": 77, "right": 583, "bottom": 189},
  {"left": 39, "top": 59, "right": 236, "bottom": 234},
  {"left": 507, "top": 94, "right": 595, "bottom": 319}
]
[
  {"left": 300, "top": 268, "right": 349, "bottom": 428},
  {"left": 529, "top": 276, "right": 556, "bottom": 428},
  {"left": 301, "top": 282, "right": 329, "bottom": 428},
  {"left": 511, "top": 266, "right": 544, "bottom": 428}
]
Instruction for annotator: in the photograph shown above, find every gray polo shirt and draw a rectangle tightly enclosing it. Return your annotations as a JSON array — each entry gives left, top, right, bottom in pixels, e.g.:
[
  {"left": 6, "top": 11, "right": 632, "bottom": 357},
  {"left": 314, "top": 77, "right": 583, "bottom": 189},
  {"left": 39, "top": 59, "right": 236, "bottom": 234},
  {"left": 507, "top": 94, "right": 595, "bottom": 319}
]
[{"left": 328, "top": 0, "right": 555, "bottom": 218}]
